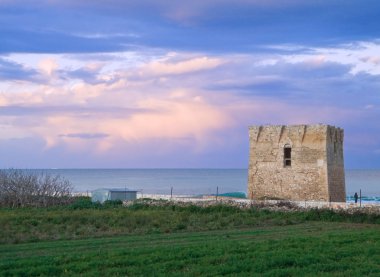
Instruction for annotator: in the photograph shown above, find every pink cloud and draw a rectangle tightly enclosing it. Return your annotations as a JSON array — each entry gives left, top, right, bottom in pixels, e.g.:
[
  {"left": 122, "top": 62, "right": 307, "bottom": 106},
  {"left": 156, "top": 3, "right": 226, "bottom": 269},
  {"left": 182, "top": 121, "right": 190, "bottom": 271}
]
[
  {"left": 360, "top": 56, "right": 380, "bottom": 65},
  {"left": 38, "top": 58, "right": 58, "bottom": 77},
  {"left": 141, "top": 56, "right": 224, "bottom": 76},
  {"left": 225, "top": 95, "right": 360, "bottom": 127},
  {"left": 0, "top": 47, "right": 376, "bottom": 162}
]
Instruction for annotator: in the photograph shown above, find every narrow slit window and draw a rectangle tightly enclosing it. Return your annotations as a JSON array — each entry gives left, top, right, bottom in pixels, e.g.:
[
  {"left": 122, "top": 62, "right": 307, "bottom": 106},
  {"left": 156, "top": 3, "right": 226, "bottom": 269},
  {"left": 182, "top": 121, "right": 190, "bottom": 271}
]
[{"left": 284, "top": 146, "right": 291, "bottom": 167}]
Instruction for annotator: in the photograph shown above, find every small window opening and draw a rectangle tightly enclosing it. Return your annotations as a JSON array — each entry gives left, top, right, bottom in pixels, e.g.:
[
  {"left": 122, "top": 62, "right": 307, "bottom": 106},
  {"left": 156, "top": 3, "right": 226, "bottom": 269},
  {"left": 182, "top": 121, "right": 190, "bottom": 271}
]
[{"left": 284, "top": 146, "right": 291, "bottom": 167}]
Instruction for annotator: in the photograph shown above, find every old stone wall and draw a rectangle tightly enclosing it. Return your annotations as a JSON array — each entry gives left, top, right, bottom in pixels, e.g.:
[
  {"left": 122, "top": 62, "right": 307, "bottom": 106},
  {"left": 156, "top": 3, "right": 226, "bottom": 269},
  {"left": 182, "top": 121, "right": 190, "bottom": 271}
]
[
  {"left": 326, "top": 127, "right": 346, "bottom": 202},
  {"left": 248, "top": 124, "right": 345, "bottom": 202}
]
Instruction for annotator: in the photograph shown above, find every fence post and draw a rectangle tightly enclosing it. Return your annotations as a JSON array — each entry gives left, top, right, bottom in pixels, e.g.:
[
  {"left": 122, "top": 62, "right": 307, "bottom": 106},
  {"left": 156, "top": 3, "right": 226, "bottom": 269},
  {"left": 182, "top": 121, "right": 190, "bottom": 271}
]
[
  {"left": 360, "top": 189, "right": 362, "bottom": 208},
  {"left": 216, "top": 186, "right": 219, "bottom": 201},
  {"left": 304, "top": 193, "right": 307, "bottom": 208},
  {"left": 170, "top": 186, "right": 173, "bottom": 200},
  {"left": 125, "top": 185, "right": 127, "bottom": 202}
]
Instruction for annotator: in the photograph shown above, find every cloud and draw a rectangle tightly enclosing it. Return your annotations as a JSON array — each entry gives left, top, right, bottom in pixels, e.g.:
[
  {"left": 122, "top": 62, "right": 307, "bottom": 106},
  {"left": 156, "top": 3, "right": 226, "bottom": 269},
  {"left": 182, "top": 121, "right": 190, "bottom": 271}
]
[
  {"left": 0, "top": 105, "right": 144, "bottom": 117},
  {"left": 142, "top": 56, "right": 224, "bottom": 76},
  {"left": 61, "top": 63, "right": 105, "bottom": 84},
  {"left": 365, "top": 104, "right": 374, "bottom": 110},
  {"left": 0, "top": 58, "right": 40, "bottom": 81},
  {"left": 2, "top": 1, "right": 380, "bottom": 167},
  {"left": 2, "top": 1, "right": 380, "bottom": 54},
  {"left": 0, "top": 29, "right": 130, "bottom": 54},
  {"left": 283, "top": 41, "right": 380, "bottom": 76},
  {"left": 0, "top": 52, "right": 233, "bottom": 154},
  {"left": 360, "top": 56, "right": 380, "bottom": 65},
  {"left": 1, "top": 41, "right": 380, "bottom": 167},
  {"left": 38, "top": 58, "right": 58, "bottom": 76},
  {"left": 59, "top": 133, "right": 109, "bottom": 139}
]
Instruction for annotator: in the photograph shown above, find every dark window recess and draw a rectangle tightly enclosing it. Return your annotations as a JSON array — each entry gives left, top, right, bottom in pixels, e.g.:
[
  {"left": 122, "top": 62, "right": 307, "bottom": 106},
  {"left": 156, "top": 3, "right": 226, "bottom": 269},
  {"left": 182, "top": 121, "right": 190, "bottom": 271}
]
[{"left": 284, "top": 147, "right": 291, "bottom": 167}]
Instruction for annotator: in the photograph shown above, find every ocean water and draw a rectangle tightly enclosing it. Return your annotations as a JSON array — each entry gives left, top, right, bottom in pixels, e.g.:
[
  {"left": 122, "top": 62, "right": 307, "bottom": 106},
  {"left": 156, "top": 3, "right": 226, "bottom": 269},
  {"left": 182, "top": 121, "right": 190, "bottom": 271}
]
[{"left": 23, "top": 169, "right": 380, "bottom": 202}]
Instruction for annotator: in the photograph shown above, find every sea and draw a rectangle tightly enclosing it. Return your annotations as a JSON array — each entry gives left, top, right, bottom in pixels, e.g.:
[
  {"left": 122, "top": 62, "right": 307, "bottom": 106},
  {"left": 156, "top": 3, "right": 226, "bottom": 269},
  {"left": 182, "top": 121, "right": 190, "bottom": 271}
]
[{"left": 23, "top": 168, "right": 380, "bottom": 203}]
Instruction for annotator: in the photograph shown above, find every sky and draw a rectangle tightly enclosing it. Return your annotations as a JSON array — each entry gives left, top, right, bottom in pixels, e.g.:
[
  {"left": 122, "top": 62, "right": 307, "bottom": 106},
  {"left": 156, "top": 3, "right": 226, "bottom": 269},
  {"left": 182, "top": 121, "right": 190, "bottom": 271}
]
[{"left": 1, "top": 0, "right": 380, "bottom": 169}]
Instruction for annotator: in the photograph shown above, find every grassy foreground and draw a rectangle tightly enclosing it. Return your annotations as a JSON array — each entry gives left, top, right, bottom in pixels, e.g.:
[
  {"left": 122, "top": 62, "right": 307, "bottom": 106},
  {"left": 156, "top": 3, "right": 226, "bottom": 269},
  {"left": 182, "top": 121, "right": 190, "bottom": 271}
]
[
  {"left": 1, "top": 199, "right": 379, "bottom": 244},
  {"left": 0, "top": 222, "right": 379, "bottom": 276},
  {"left": 1, "top": 199, "right": 379, "bottom": 276}
]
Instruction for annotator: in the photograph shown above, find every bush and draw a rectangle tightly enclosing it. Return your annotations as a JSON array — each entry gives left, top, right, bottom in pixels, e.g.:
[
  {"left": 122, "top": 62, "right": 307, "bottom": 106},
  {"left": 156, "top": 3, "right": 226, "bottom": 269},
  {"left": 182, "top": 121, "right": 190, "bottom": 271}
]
[
  {"left": 68, "top": 198, "right": 123, "bottom": 210},
  {"left": 103, "top": 200, "right": 123, "bottom": 207},
  {"left": 0, "top": 169, "right": 73, "bottom": 208},
  {"left": 68, "top": 197, "right": 102, "bottom": 209}
]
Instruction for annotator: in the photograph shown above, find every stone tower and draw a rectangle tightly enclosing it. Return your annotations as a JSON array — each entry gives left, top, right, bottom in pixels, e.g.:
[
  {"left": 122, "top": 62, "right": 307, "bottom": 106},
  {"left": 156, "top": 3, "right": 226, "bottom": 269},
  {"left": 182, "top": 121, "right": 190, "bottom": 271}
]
[{"left": 248, "top": 124, "right": 345, "bottom": 202}]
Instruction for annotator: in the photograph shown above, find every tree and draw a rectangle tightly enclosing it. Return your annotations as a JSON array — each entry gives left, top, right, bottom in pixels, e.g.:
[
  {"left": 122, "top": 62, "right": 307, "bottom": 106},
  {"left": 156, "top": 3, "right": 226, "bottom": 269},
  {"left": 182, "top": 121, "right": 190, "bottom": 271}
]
[{"left": 0, "top": 169, "right": 73, "bottom": 208}]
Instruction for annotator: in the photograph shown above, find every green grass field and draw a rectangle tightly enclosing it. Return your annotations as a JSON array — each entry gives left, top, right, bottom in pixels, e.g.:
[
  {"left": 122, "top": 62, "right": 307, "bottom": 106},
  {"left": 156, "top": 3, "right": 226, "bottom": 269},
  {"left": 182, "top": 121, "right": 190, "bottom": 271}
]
[
  {"left": 1, "top": 222, "right": 379, "bottom": 276},
  {"left": 1, "top": 200, "right": 379, "bottom": 244},
  {"left": 1, "top": 200, "right": 379, "bottom": 276}
]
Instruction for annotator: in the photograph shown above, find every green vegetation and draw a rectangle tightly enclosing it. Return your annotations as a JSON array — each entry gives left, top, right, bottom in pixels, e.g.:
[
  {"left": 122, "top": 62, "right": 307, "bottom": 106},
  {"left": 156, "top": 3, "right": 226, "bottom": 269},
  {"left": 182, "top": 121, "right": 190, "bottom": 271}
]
[
  {"left": 1, "top": 198, "right": 379, "bottom": 276},
  {"left": 1, "top": 197, "right": 379, "bottom": 244},
  {"left": 0, "top": 222, "right": 379, "bottom": 276}
]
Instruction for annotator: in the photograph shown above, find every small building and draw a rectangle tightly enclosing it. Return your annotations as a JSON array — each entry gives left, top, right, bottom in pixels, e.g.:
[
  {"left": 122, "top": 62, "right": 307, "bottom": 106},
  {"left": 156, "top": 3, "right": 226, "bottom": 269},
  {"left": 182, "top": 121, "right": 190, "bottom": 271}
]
[
  {"left": 91, "top": 188, "right": 137, "bottom": 203},
  {"left": 248, "top": 124, "right": 346, "bottom": 202}
]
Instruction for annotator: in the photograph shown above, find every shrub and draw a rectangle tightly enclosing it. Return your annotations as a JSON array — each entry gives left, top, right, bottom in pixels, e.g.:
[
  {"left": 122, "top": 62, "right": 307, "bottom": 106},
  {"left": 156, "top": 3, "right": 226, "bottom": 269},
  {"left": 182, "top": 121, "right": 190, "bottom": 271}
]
[
  {"left": 0, "top": 169, "right": 73, "bottom": 208},
  {"left": 103, "top": 200, "right": 123, "bottom": 207},
  {"left": 68, "top": 197, "right": 102, "bottom": 209}
]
